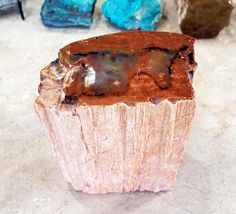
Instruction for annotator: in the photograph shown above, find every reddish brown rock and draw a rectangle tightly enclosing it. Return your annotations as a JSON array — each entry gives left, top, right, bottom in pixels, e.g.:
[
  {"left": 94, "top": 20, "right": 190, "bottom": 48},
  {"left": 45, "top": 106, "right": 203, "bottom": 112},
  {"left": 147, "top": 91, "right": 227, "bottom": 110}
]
[
  {"left": 35, "top": 31, "right": 197, "bottom": 193},
  {"left": 177, "top": 0, "right": 234, "bottom": 39}
]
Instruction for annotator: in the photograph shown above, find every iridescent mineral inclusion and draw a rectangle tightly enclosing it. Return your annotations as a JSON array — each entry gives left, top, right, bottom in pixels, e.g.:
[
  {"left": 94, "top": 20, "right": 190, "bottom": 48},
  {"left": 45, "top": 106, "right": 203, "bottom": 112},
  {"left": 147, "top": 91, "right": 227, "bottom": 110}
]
[
  {"left": 40, "top": 0, "right": 96, "bottom": 27},
  {"left": 50, "top": 49, "right": 175, "bottom": 97},
  {"left": 102, "top": 0, "right": 164, "bottom": 30}
]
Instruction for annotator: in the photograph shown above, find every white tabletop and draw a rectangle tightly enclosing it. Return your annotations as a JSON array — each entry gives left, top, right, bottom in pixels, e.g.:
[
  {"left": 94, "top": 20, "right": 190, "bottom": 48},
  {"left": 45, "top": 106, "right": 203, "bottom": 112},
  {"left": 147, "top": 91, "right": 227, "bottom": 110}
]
[{"left": 0, "top": 0, "right": 236, "bottom": 213}]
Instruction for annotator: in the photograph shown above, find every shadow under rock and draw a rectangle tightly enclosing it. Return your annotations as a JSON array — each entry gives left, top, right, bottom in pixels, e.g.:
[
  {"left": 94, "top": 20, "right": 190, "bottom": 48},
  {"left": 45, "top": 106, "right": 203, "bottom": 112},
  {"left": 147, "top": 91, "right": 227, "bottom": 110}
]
[
  {"left": 69, "top": 153, "right": 211, "bottom": 213},
  {"left": 70, "top": 187, "right": 157, "bottom": 214}
]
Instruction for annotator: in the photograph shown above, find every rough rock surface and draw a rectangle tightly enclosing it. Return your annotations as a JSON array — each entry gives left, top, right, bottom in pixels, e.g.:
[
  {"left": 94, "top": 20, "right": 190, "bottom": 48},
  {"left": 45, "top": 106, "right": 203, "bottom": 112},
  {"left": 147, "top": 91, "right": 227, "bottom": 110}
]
[
  {"left": 35, "top": 99, "right": 195, "bottom": 193},
  {"left": 102, "top": 0, "right": 164, "bottom": 30},
  {"left": 35, "top": 31, "right": 197, "bottom": 194},
  {"left": 41, "top": 0, "right": 96, "bottom": 27},
  {"left": 177, "top": 0, "right": 234, "bottom": 38}
]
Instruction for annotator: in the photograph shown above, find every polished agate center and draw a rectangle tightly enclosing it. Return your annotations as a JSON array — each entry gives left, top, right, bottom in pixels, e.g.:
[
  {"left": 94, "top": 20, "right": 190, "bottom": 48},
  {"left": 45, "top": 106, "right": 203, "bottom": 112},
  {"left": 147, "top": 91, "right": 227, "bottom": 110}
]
[{"left": 62, "top": 49, "right": 176, "bottom": 97}]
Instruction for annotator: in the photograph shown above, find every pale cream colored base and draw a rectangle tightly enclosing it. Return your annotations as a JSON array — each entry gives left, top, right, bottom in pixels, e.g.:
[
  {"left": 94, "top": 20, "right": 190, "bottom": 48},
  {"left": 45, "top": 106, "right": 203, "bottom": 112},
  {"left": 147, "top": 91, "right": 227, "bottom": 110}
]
[{"left": 35, "top": 99, "right": 195, "bottom": 194}]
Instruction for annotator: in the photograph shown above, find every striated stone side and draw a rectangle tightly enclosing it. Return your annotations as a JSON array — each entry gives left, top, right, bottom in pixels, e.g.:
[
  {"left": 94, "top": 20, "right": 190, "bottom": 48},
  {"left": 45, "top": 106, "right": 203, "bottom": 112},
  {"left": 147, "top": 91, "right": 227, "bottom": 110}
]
[{"left": 35, "top": 99, "right": 195, "bottom": 194}]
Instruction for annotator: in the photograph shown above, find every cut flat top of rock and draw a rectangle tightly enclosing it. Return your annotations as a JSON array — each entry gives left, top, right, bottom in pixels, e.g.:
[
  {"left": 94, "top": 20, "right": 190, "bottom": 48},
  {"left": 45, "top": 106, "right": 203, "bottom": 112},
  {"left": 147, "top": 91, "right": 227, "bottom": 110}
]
[{"left": 38, "top": 31, "right": 197, "bottom": 106}]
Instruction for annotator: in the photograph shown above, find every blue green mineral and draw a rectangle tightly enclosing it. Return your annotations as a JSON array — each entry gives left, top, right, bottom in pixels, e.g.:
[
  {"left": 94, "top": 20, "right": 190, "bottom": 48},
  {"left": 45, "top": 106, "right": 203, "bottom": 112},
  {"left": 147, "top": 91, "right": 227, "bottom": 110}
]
[
  {"left": 102, "top": 0, "right": 164, "bottom": 31},
  {"left": 41, "top": 0, "right": 96, "bottom": 27}
]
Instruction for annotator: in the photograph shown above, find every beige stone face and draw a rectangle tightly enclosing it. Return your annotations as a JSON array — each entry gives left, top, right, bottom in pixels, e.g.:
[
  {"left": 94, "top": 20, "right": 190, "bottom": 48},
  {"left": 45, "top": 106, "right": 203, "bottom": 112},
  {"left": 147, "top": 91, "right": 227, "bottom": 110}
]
[{"left": 35, "top": 96, "right": 195, "bottom": 194}]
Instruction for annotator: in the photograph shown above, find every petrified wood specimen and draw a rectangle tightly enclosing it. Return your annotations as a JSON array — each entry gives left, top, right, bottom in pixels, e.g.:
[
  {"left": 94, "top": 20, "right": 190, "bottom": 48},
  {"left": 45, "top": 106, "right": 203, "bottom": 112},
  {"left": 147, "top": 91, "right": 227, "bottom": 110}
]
[
  {"left": 177, "top": 0, "right": 233, "bottom": 38},
  {"left": 35, "top": 31, "right": 197, "bottom": 193}
]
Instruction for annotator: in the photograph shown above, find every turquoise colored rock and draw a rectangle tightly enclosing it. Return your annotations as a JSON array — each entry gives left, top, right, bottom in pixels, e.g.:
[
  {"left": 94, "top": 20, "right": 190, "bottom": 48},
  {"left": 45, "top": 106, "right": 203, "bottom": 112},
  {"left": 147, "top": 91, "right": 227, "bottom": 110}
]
[
  {"left": 0, "top": 0, "right": 17, "bottom": 9},
  {"left": 102, "top": 0, "right": 163, "bottom": 31},
  {"left": 0, "top": 0, "right": 25, "bottom": 20},
  {"left": 41, "top": 0, "right": 96, "bottom": 27}
]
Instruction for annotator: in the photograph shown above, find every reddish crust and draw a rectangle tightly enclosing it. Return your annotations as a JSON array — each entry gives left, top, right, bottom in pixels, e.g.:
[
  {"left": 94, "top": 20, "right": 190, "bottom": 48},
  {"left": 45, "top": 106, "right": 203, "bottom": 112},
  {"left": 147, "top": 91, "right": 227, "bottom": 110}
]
[
  {"left": 60, "top": 31, "right": 195, "bottom": 63},
  {"left": 41, "top": 31, "right": 197, "bottom": 106}
]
